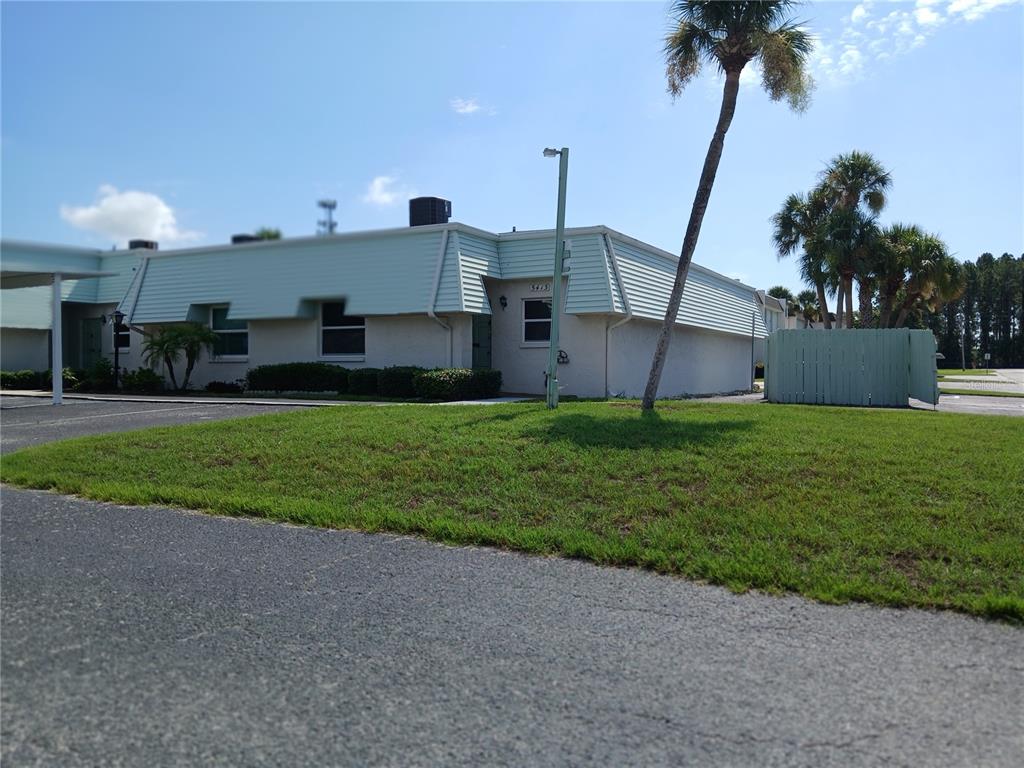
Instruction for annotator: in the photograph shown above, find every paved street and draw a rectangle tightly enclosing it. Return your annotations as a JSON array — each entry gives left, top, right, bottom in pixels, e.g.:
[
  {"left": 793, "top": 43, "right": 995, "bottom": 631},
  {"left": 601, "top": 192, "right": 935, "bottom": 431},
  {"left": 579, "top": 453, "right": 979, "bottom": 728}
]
[
  {"left": 2, "top": 395, "right": 1023, "bottom": 766},
  {"left": 3, "top": 489, "right": 1022, "bottom": 768}
]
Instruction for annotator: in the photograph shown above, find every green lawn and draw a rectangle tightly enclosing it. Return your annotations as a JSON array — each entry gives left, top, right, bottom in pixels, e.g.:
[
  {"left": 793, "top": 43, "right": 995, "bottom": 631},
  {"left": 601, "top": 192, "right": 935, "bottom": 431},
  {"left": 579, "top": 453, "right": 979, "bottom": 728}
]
[
  {"left": 938, "top": 369, "right": 996, "bottom": 377},
  {"left": 3, "top": 401, "right": 1022, "bottom": 621},
  {"left": 940, "top": 389, "right": 1024, "bottom": 399}
]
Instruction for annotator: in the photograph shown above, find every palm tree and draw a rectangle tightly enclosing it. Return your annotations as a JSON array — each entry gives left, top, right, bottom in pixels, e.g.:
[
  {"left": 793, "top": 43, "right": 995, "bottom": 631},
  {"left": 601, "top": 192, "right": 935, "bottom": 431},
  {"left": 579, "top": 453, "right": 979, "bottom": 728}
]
[
  {"left": 253, "top": 227, "right": 282, "bottom": 240},
  {"left": 771, "top": 189, "right": 833, "bottom": 329},
  {"left": 817, "top": 151, "right": 891, "bottom": 327},
  {"left": 796, "top": 289, "right": 819, "bottom": 325},
  {"left": 642, "top": 1, "right": 813, "bottom": 410},
  {"left": 816, "top": 205, "right": 880, "bottom": 329},
  {"left": 892, "top": 233, "right": 963, "bottom": 328},
  {"left": 142, "top": 323, "right": 219, "bottom": 391}
]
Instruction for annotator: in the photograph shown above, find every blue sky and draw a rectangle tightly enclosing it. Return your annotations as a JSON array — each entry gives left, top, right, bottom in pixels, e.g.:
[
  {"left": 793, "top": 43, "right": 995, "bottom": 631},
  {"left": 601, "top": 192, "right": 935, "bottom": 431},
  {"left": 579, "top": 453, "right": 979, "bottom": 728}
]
[{"left": 2, "top": 1, "right": 1021, "bottom": 294}]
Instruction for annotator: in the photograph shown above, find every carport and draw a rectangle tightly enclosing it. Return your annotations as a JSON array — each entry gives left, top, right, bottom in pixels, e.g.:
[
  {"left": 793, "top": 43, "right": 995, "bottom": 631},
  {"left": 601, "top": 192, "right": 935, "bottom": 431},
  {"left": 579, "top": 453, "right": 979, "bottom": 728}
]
[{"left": 1, "top": 266, "right": 115, "bottom": 405}]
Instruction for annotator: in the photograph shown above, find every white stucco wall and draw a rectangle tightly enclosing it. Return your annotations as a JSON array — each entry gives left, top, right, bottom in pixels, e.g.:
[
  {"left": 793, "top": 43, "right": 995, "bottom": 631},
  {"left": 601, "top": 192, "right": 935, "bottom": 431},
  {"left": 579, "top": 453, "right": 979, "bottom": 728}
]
[
  {"left": 485, "top": 277, "right": 608, "bottom": 397},
  {"left": 608, "top": 319, "right": 755, "bottom": 398},
  {"left": 1, "top": 328, "right": 50, "bottom": 371},
  {"left": 142, "top": 314, "right": 461, "bottom": 389}
]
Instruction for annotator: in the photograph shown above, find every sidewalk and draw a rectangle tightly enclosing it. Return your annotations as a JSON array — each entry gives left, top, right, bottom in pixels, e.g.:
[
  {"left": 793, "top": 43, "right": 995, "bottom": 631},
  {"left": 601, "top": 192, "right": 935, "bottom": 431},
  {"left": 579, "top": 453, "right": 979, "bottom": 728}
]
[{"left": 0, "top": 390, "right": 528, "bottom": 407}]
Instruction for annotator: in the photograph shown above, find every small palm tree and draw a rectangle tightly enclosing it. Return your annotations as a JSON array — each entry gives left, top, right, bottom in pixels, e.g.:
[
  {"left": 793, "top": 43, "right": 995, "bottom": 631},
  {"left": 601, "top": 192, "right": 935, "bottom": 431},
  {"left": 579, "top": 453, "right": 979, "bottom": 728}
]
[
  {"left": 892, "top": 233, "right": 963, "bottom": 328},
  {"left": 253, "top": 227, "right": 282, "bottom": 240},
  {"left": 772, "top": 189, "right": 833, "bottom": 329},
  {"left": 642, "top": 0, "right": 813, "bottom": 410},
  {"left": 796, "top": 289, "right": 819, "bottom": 324},
  {"left": 142, "top": 323, "right": 218, "bottom": 391}
]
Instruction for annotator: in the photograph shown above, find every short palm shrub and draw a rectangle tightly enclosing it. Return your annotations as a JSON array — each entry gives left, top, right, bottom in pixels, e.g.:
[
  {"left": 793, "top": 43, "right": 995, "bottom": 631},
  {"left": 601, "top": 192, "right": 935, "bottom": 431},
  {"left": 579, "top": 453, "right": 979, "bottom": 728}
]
[
  {"left": 377, "top": 366, "right": 425, "bottom": 398},
  {"left": 121, "top": 367, "right": 164, "bottom": 393},
  {"left": 75, "top": 359, "right": 115, "bottom": 392},
  {"left": 245, "top": 363, "right": 348, "bottom": 393},
  {"left": 347, "top": 367, "right": 382, "bottom": 395}
]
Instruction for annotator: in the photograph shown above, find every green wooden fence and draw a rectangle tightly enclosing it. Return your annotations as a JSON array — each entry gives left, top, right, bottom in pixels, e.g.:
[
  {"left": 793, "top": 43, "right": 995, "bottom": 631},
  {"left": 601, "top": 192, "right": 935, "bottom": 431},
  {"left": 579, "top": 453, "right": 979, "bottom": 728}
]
[{"left": 765, "top": 329, "right": 938, "bottom": 407}]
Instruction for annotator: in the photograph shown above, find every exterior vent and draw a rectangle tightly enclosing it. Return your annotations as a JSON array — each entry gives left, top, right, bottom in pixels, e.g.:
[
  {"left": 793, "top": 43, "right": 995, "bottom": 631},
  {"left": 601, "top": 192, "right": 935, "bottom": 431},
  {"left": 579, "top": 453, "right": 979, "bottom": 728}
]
[
  {"left": 128, "top": 239, "right": 158, "bottom": 250},
  {"left": 231, "top": 234, "right": 259, "bottom": 245},
  {"left": 409, "top": 197, "right": 452, "bottom": 227}
]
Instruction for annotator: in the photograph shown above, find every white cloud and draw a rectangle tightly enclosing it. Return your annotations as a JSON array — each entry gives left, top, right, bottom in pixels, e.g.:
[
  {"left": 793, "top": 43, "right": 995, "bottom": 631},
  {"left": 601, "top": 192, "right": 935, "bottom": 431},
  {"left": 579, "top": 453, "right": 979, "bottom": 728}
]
[
  {"left": 809, "top": 0, "right": 1015, "bottom": 88},
  {"left": 449, "top": 97, "right": 497, "bottom": 116},
  {"left": 361, "top": 175, "right": 416, "bottom": 207},
  {"left": 948, "top": 0, "right": 1017, "bottom": 21},
  {"left": 59, "top": 185, "right": 201, "bottom": 246}
]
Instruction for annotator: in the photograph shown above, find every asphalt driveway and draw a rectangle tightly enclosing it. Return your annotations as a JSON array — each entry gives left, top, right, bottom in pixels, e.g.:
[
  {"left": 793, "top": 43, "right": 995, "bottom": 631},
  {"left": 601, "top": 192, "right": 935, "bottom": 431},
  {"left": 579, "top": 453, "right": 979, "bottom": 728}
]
[{"left": 1, "top": 395, "right": 303, "bottom": 454}]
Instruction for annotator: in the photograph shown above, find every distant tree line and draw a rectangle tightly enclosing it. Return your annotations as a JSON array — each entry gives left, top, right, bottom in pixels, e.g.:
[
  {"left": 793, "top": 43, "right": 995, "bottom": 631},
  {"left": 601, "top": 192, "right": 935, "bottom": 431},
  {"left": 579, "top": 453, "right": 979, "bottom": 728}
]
[{"left": 927, "top": 252, "right": 1024, "bottom": 368}]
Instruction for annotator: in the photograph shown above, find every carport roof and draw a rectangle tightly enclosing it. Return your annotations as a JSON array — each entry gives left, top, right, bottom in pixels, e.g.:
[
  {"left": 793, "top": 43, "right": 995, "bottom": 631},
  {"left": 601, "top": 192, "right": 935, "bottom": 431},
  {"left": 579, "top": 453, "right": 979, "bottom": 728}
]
[{"left": 2, "top": 268, "right": 116, "bottom": 290}]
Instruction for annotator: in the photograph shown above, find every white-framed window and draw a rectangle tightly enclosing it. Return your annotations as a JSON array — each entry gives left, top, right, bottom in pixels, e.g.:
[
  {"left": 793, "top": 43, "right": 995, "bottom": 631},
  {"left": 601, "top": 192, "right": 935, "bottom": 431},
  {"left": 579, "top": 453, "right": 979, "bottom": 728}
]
[
  {"left": 320, "top": 302, "right": 365, "bottom": 357},
  {"left": 210, "top": 306, "right": 249, "bottom": 359},
  {"left": 522, "top": 298, "right": 552, "bottom": 344}
]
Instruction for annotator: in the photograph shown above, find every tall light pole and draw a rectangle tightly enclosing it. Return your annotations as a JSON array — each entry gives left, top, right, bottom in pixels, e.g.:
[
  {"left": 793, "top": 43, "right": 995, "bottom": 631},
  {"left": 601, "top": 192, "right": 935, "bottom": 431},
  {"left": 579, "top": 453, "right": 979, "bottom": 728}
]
[{"left": 543, "top": 147, "right": 569, "bottom": 409}]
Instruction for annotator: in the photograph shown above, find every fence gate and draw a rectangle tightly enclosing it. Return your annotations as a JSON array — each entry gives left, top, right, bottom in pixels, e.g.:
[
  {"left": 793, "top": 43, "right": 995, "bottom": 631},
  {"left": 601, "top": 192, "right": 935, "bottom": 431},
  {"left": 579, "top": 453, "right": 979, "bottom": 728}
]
[{"left": 765, "top": 329, "right": 938, "bottom": 407}]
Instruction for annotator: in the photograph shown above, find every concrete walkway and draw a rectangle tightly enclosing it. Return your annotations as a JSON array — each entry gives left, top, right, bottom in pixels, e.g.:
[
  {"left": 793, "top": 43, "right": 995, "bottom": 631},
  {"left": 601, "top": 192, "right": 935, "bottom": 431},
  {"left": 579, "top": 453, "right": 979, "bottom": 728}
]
[{"left": 938, "top": 369, "right": 1024, "bottom": 394}]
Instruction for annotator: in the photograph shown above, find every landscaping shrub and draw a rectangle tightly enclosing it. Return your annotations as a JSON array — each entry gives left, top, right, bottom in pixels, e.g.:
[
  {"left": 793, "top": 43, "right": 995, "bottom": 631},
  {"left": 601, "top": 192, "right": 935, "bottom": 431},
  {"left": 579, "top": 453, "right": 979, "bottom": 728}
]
[
  {"left": 42, "top": 368, "right": 81, "bottom": 391},
  {"left": 75, "top": 359, "right": 115, "bottom": 392},
  {"left": 245, "top": 363, "right": 348, "bottom": 393},
  {"left": 412, "top": 368, "right": 503, "bottom": 401},
  {"left": 121, "top": 367, "right": 163, "bottom": 393},
  {"left": 377, "top": 366, "right": 425, "bottom": 398},
  {"left": 206, "top": 380, "right": 244, "bottom": 394},
  {"left": 347, "top": 367, "right": 382, "bottom": 396},
  {"left": 1, "top": 370, "right": 41, "bottom": 390}
]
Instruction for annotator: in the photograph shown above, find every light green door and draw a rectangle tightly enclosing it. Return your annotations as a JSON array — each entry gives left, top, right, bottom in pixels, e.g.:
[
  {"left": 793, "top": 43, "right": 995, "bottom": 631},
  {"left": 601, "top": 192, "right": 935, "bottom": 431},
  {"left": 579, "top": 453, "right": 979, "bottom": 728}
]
[{"left": 472, "top": 315, "right": 492, "bottom": 369}]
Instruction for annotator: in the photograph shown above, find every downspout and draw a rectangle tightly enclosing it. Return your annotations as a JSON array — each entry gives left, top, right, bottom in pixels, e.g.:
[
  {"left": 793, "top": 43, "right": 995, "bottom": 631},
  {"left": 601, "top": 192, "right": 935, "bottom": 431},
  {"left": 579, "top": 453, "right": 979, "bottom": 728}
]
[
  {"left": 603, "top": 233, "right": 633, "bottom": 396},
  {"left": 427, "top": 227, "right": 453, "bottom": 366}
]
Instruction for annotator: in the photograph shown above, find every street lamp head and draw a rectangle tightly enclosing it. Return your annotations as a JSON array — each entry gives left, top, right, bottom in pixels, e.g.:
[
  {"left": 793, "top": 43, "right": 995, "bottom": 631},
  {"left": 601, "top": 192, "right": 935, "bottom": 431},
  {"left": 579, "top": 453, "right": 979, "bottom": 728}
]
[
  {"left": 542, "top": 148, "right": 560, "bottom": 158},
  {"left": 112, "top": 309, "right": 125, "bottom": 324}
]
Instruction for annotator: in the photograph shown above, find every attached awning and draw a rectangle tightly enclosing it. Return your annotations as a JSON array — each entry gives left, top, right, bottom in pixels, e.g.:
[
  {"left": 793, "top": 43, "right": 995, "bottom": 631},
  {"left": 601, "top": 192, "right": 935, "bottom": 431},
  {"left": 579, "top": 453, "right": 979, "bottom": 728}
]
[{"left": 1, "top": 268, "right": 117, "bottom": 404}]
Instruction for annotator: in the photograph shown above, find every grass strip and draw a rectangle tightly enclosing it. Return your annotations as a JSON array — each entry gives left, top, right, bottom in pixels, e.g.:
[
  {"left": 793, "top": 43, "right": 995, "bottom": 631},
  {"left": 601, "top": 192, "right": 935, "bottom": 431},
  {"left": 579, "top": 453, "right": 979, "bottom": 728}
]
[{"left": 3, "top": 401, "right": 1022, "bottom": 622}]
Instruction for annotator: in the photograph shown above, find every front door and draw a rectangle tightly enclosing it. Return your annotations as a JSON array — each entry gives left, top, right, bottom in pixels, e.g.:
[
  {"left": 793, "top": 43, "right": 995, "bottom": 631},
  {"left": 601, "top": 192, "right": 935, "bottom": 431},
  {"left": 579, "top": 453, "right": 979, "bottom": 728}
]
[
  {"left": 81, "top": 317, "right": 103, "bottom": 369},
  {"left": 472, "top": 315, "right": 492, "bottom": 369}
]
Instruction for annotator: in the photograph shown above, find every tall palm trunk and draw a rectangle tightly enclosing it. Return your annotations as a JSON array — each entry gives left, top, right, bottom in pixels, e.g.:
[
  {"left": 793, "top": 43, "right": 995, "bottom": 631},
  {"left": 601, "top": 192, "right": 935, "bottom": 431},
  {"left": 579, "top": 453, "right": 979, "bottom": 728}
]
[
  {"left": 846, "top": 277, "right": 855, "bottom": 328},
  {"left": 834, "top": 282, "right": 845, "bottom": 328},
  {"left": 857, "top": 276, "right": 873, "bottom": 328},
  {"left": 162, "top": 353, "right": 179, "bottom": 391},
  {"left": 815, "top": 282, "right": 831, "bottom": 329},
  {"left": 642, "top": 70, "right": 742, "bottom": 410}
]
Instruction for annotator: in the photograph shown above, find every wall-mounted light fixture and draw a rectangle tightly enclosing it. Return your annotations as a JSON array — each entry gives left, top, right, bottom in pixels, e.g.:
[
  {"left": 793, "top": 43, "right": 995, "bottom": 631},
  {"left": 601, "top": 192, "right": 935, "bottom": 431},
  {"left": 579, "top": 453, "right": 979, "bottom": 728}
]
[{"left": 499, "top": 295, "right": 508, "bottom": 310}]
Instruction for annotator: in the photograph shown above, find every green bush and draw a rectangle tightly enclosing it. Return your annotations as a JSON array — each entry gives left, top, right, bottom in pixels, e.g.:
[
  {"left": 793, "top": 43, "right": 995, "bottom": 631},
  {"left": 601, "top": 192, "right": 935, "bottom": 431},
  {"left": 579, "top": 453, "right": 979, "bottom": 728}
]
[
  {"left": 412, "top": 368, "right": 503, "bottom": 401},
  {"left": 75, "top": 358, "right": 115, "bottom": 392},
  {"left": 42, "top": 368, "right": 81, "bottom": 391},
  {"left": 121, "top": 368, "right": 164, "bottom": 394},
  {"left": 377, "top": 366, "right": 425, "bottom": 398},
  {"left": 347, "top": 367, "right": 382, "bottom": 396},
  {"left": 1, "top": 369, "right": 41, "bottom": 390},
  {"left": 245, "top": 363, "right": 348, "bottom": 393}
]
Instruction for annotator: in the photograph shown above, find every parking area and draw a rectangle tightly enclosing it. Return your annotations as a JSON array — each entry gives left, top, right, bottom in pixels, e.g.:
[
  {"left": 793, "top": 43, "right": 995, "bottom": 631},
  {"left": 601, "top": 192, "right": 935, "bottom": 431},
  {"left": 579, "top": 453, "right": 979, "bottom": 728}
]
[{"left": 1, "top": 396, "right": 304, "bottom": 454}]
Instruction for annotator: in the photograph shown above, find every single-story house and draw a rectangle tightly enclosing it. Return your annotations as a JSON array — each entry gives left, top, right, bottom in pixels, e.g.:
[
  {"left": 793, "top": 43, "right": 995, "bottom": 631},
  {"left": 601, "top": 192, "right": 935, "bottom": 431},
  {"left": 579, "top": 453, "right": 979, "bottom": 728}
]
[{"left": 1, "top": 198, "right": 768, "bottom": 398}]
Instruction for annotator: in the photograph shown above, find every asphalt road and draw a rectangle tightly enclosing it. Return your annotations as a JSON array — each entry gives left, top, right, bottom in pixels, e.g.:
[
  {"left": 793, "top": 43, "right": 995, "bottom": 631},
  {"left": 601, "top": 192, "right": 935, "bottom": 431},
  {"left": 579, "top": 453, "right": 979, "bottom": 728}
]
[
  {"left": 2, "top": 397, "right": 1023, "bottom": 766},
  {"left": 0, "top": 395, "right": 302, "bottom": 454}
]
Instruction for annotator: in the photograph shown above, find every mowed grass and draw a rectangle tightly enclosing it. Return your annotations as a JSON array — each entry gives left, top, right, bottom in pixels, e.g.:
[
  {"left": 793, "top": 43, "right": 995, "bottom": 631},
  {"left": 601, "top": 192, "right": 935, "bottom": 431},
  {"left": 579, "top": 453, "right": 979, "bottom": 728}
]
[
  {"left": 940, "top": 389, "right": 1024, "bottom": 399},
  {"left": 937, "top": 369, "right": 997, "bottom": 377},
  {"left": 3, "top": 401, "right": 1022, "bottom": 621}
]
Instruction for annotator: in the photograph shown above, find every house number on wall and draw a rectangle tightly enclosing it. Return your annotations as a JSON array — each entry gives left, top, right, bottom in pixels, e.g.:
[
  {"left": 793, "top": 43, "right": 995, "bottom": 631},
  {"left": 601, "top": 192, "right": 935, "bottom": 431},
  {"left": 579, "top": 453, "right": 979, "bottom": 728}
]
[{"left": 530, "top": 283, "right": 551, "bottom": 292}]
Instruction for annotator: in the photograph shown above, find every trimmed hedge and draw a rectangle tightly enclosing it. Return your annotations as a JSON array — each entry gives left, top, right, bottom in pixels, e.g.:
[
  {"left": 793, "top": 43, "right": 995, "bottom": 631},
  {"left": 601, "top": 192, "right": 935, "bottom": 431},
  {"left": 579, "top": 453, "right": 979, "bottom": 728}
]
[
  {"left": 377, "top": 366, "right": 425, "bottom": 398},
  {"left": 1, "top": 370, "right": 41, "bottom": 390},
  {"left": 412, "top": 368, "right": 502, "bottom": 401},
  {"left": 347, "top": 367, "right": 382, "bottom": 395},
  {"left": 245, "top": 363, "right": 348, "bottom": 393},
  {"left": 1, "top": 368, "right": 80, "bottom": 391},
  {"left": 206, "top": 380, "right": 244, "bottom": 394}
]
